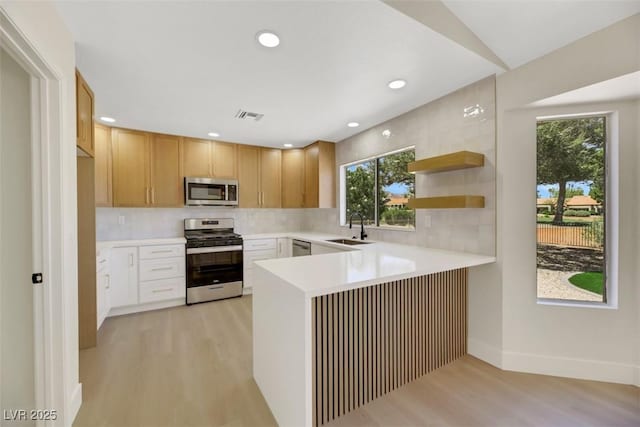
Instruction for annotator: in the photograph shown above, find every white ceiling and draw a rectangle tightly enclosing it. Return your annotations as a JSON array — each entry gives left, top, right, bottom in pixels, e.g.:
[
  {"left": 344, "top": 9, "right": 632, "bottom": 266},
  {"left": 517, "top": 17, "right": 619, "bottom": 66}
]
[
  {"left": 530, "top": 71, "right": 640, "bottom": 107},
  {"left": 56, "top": 1, "right": 640, "bottom": 148},
  {"left": 442, "top": 0, "right": 640, "bottom": 69},
  {"left": 55, "top": 0, "right": 502, "bottom": 148}
]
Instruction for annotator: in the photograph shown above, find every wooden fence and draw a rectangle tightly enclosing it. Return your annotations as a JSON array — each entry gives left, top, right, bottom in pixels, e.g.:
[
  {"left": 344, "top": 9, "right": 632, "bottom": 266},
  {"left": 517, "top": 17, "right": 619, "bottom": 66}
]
[{"left": 537, "top": 222, "right": 603, "bottom": 249}]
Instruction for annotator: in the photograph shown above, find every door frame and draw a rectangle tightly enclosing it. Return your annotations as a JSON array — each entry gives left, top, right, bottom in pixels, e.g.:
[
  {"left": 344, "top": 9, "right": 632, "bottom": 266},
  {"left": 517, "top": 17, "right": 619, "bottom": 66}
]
[{"left": 0, "top": 9, "right": 69, "bottom": 426}]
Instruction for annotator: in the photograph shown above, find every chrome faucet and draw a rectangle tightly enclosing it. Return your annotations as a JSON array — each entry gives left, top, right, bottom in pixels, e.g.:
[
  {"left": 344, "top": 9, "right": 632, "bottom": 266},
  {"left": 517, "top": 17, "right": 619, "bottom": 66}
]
[{"left": 349, "top": 212, "right": 368, "bottom": 240}]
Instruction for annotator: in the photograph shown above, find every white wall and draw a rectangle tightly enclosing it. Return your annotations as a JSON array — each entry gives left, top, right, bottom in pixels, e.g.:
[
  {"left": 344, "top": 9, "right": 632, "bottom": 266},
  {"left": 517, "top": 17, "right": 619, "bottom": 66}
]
[
  {"left": 308, "top": 76, "right": 497, "bottom": 256},
  {"left": 0, "top": 0, "right": 80, "bottom": 423},
  {"left": 96, "top": 208, "right": 307, "bottom": 240},
  {"left": 494, "top": 14, "right": 640, "bottom": 384},
  {"left": 1, "top": 47, "right": 35, "bottom": 425}
]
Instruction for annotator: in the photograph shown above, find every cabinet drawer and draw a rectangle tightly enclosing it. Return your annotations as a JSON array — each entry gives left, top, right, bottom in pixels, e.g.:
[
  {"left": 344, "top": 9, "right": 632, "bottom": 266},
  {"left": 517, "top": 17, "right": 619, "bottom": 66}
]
[
  {"left": 244, "top": 248, "right": 278, "bottom": 268},
  {"left": 244, "top": 239, "right": 277, "bottom": 251},
  {"left": 139, "top": 257, "right": 185, "bottom": 281},
  {"left": 139, "top": 244, "right": 185, "bottom": 260},
  {"left": 139, "top": 277, "right": 185, "bottom": 303}
]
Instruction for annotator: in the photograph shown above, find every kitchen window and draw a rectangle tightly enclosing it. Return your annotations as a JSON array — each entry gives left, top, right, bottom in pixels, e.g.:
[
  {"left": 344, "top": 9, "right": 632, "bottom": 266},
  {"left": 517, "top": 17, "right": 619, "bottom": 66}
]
[
  {"left": 536, "top": 114, "right": 615, "bottom": 306},
  {"left": 340, "top": 147, "right": 415, "bottom": 229}
]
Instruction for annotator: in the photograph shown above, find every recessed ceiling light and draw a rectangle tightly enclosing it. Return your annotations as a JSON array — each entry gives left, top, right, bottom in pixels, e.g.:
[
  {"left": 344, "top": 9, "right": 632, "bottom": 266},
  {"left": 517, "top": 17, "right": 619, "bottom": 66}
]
[
  {"left": 283, "top": 143, "right": 293, "bottom": 148},
  {"left": 382, "top": 129, "right": 392, "bottom": 138},
  {"left": 257, "top": 31, "right": 280, "bottom": 48},
  {"left": 347, "top": 122, "right": 360, "bottom": 128},
  {"left": 388, "top": 79, "right": 407, "bottom": 89},
  {"left": 207, "top": 132, "right": 220, "bottom": 137},
  {"left": 100, "top": 116, "right": 116, "bottom": 123}
]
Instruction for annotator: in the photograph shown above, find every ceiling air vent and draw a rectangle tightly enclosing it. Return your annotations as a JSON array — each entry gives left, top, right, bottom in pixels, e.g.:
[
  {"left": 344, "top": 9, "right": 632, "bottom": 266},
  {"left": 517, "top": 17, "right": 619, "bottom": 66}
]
[{"left": 235, "top": 109, "right": 264, "bottom": 122}]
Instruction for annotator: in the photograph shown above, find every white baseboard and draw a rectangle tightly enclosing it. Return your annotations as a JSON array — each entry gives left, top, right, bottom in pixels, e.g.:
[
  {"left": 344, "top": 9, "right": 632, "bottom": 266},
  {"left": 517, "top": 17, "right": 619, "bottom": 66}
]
[
  {"left": 502, "top": 350, "right": 638, "bottom": 385},
  {"left": 107, "top": 298, "right": 184, "bottom": 317},
  {"left": 468, "top": 338, "right": 502, "bottom": 368},
  {"left": 68, "top": 383, "right": 82, "bottom": 425}
]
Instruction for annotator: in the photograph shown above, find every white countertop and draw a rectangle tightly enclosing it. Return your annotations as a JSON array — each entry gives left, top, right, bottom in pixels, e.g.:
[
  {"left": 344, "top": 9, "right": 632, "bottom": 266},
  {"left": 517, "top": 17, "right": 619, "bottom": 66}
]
[
  {"left": 252, "top": 232, "right": 495, "bottom": 297},
  {"left": 97, "top": 237, "right": 186, "bottom": 249}
]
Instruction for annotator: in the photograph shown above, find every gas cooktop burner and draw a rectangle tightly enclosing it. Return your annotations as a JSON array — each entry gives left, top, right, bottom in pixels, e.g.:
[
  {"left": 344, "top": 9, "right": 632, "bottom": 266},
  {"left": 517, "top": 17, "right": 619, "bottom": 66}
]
[{"left": 183, "top": 218, "right": 242, "bottom": 248}]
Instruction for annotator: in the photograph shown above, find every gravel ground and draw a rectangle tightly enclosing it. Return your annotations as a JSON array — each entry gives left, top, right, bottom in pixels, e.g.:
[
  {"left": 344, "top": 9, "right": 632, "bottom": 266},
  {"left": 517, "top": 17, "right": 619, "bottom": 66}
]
[{"left": 537, "top": 268, "right": 602, "bottom": 301}]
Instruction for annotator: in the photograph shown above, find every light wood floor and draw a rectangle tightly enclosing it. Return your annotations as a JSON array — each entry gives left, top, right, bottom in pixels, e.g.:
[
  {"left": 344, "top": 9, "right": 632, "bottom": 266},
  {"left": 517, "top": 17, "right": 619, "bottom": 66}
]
[
  {"left": 75, "top": 295, "right": 639, "bottom": 427},
  {"left": 74, "top": 296, "right": 277, "bottom": 427}
]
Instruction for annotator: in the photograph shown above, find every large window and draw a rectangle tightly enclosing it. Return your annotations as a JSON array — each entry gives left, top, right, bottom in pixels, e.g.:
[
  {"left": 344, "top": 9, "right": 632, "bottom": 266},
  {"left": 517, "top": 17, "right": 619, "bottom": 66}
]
[
  {"left": 342, "top": 148, "right": 415, "bottom": 228},
  {"left": 536, "top": 116, "right": 607, "bottom": 303}
]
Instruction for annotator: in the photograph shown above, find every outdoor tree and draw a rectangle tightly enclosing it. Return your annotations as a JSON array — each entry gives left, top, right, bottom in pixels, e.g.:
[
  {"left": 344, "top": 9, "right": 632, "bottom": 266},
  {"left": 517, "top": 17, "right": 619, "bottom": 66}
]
[
  {"left": 377, "top": 150, "right": 415, "bottom": 220},
  {"left": 548, "top": 183, "right": 584, "bottom": 198},
  {"left": 536, "top": 117, "right": 604, "bottom": 224},
  {"left": 345, "top": 161, "right": 375, "bottom": 224}
]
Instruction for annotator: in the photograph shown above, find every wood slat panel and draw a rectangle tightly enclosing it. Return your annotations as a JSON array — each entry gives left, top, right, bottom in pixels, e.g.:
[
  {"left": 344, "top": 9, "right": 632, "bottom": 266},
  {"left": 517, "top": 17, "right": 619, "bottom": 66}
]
[{"left": 311, "top": 269, "right": 468, "bottom": 426}]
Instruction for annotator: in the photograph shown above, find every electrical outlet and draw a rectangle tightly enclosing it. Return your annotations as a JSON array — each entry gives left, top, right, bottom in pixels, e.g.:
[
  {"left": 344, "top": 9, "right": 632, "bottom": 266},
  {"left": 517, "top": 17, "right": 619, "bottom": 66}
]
[{"left": 118, "top": 215, "right": 125, "bottom": 225}]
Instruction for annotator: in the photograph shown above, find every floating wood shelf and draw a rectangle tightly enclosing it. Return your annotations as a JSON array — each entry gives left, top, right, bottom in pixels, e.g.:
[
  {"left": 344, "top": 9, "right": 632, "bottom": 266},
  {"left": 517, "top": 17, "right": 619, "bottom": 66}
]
[
  {"left": 408, "top": 150, "right": 484, "bottom": 174},
  {"left": 408, "top": 195, "right": 485, "bottom": 209}
]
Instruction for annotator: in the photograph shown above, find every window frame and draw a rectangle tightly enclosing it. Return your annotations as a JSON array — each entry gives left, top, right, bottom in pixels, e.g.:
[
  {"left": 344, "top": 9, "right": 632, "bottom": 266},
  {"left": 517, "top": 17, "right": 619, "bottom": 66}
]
[
  {"left": 535, "top": 112, "right": 618, "bottom": 309},
  {"left": 339, "top": 146, "right": 416, "bottom": 231}
]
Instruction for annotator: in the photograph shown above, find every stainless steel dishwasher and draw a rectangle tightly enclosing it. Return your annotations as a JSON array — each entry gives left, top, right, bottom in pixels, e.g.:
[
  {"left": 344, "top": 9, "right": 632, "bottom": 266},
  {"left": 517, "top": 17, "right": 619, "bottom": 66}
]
[{"left": 292, "top": 239, "right": 311, "bottom": 257}]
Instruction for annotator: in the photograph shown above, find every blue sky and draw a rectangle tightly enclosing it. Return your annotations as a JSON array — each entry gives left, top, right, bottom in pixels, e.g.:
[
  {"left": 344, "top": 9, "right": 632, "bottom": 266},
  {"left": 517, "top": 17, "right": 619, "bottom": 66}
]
[
  {"left": 385, "top": 183, "right": 409, "bottom": 195},
  {"left": 537, "top": 181, "right": 591, "bottom": 198}
]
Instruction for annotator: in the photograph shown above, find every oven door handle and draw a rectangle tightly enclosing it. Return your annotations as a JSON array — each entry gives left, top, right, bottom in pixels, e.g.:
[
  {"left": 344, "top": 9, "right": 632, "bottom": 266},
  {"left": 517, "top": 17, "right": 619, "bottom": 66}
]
[
  {"left": 191, "top": 265, "right": 241, "bottom": 273},
  {"left": 186, "top": 245, "right": 243, "bottom": 254}
]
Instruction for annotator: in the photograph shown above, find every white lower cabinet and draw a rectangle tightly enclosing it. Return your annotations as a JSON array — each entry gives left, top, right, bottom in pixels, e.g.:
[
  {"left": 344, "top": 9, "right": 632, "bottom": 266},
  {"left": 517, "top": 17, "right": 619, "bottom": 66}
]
[
  {"left": 102, "top": 242, "right": 186, "bottom": 317},
  {"left": 96, "top": 248, "right": 111, "bottom": 329},
  {"left": 110, "top": 247, "right": 139, "bottom": 308},
  {"left": 139, "top": 277, "right": 185, "bottom": 303},
  {"left": 243, "top": 239, "right": 278, "bottom": 292},
  {"left": 277, "top": 238, "right": 292, "bottom": 258}
]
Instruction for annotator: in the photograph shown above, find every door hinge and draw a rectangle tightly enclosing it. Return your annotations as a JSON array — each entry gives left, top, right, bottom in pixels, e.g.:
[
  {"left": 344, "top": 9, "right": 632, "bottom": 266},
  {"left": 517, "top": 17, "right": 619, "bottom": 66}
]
[{"left": 32, "top": 273, "right": 43, "bottom": 284}]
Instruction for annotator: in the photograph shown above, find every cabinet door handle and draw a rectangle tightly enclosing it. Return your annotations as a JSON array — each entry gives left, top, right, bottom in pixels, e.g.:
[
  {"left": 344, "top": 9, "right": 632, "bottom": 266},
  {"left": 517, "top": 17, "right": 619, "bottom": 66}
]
[
  {"left": 151, "top": 249, "right": 174, "bottom": 254},
  {"left": 106, "top": 274, "right": 110, "bottom": 289},
  {"left": 152, "top": 288, "right": 174, "bottom": 293},
  {"left": 151, "top": 188, "right": 155, "bottom": 204},
  {"left": 129, "top": 254, "right": 134, "bottom": 267},
  {"left": 151, "top": 267, "right": 174, "bottom": 272},
  {"left": 145, "top": 187, "right": 149, "bottom": 204}
]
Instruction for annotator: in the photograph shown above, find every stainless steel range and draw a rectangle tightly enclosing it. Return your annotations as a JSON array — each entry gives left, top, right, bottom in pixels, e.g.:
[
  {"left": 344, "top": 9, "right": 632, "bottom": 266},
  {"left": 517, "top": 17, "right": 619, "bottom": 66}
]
[{"left": 184, "top": 218, "right": 243, "bottom": 304}]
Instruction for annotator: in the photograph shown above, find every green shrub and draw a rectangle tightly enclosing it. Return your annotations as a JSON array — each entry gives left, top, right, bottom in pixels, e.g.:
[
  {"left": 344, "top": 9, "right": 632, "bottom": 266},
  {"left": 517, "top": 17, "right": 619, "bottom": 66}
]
[{"left": 564, "top": 209, "right": 590, "bottom": 217}]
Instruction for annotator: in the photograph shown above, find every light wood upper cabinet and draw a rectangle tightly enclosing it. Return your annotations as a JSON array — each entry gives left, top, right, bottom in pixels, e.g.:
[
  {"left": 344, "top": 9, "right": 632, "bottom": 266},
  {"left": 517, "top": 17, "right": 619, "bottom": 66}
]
[
  {"left": 304, "top": 144, "right": 319, "bottom": 208},
  {"left": 212, "top": 141, "right": 237, "bottom": 178},
  {"left": 182, "top": 138, "right": 211, "bottom": 178},
  {"left": 282, "top": 149, "right": 305, "bottom": 208},
  {"left": 260, "top": 148, "right": 282, "bottom": 208},
  {"left": 182, "top": 139, "right": 238, "bottom": 180},
  {"left": 76, "top": 70, "right": 95, "bottom": 157},
  {"left": 237, "top": 145, "right": 260, "bottom": 208},
  {"left": 112, "top": 129, "right": 150, "bottom": 207},
  {"left": 304, "top": 141, "right": 335, "bottom": 208},
  {"left": 149, "top": 134, "right": 182, "bottom": 207},
  {"left": 94, "top": 124, "right": 112, "bottom": 207}
]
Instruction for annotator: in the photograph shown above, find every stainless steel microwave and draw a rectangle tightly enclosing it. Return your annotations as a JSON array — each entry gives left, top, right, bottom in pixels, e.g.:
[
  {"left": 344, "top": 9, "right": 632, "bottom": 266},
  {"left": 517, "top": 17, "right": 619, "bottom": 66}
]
[{"left": 184, "top": 177, "right": 239, "bottom": 206}]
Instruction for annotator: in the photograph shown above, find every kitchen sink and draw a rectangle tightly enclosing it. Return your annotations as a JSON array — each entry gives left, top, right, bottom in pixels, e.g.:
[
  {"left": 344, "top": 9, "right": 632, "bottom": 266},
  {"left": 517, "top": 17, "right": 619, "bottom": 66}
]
[{"left": 326, "top": 238, "right": 373, "bottom": 245}]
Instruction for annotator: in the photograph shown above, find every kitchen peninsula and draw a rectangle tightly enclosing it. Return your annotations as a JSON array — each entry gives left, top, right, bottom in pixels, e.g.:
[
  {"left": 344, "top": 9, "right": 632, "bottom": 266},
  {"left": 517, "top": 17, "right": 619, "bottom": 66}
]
[{"left": 251, "top": 235, "right": 495, "bottom": 427}]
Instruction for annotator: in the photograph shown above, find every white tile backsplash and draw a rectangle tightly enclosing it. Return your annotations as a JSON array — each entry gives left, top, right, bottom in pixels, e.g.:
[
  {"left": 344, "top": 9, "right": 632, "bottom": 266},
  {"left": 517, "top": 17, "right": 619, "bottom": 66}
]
[{"left": 96, "top": 207, "right": 307, "bottom": 241}]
